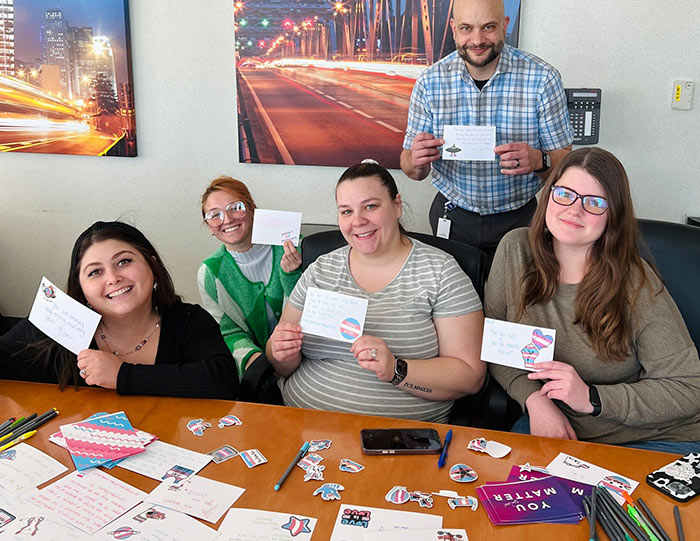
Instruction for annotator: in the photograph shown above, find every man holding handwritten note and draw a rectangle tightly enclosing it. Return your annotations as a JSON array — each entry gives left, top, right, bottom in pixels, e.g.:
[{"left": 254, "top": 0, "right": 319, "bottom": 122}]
[{"left": 400, "top": 0, "right": 572, "bottom": 261}]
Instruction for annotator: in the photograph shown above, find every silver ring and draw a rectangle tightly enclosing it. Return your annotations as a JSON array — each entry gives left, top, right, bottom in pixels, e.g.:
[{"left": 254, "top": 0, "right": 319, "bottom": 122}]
[
  {"left": 370, "top": 348, "right": 377, "bottom": 360},
  {"left": 515, "top": 158, "right": 520, "bottom": 168},
  {"left": 80, "top": 368, "right": 87, "bottom": 377}
]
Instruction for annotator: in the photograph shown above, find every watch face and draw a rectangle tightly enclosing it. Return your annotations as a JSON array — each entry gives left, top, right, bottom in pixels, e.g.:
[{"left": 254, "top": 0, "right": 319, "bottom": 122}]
[{"left": 396, "top": 358, "right": 408, "bottom": 376}]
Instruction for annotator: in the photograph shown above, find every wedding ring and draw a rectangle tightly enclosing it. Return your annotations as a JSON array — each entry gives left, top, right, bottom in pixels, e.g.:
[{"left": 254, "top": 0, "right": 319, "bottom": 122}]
[
  {"left": 371, "top": 348, "right": 377, "bottom": 360},
  {"left": 515, "top": 158, "right": 520, "bottom": 168},
  {"left": 80, "top": 368, "right": 87, "bottom": 377}
]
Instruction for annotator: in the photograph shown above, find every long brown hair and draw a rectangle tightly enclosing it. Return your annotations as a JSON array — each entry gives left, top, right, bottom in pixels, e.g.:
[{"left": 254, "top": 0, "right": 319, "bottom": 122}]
[{"left": 519, "top": 147, "right": 651, "bottom": 362}]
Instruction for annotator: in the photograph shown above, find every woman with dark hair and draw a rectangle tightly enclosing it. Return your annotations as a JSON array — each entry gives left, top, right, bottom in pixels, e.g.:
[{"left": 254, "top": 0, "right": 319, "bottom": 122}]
[
  {"left": 487, "top": 148, "right": 700, "bottom": 453},
  {"left": 198, "top": 176, "right": 301, "bottom": 379},
  {"left": 267, "top": 162, "right": 485, "bottom": 422},
  {"left": 0, "top": 221, "right": 238, "bottom": 400}
]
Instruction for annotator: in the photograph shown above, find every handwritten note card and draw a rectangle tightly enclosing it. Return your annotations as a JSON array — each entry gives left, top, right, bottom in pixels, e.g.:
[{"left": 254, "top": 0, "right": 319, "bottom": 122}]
[
  {"left": 146, "top": 476, "right": 245, "bottom": 524},
  {"left": 546, "top": 453, "right": 639, "bottom": 499},
  {"left": 442, "top": 125, "right": 496, "bottom": 161},
  {"left": 330, "top": 504, "right": 442, "bottom": 541},
  {"left": 0, "top": 443, "right": 67, "bottom": 496},
  {"left": 300, "top": 287, "right": 369, "bottom": 343},
  {"left": 481, "top": 318, "right": 556, "bottom": 371},
  {"left": 251, "top": 209, "right": 302, "bottom": 246},
  {"left": 116, "top": 440, "right": 212, "bottom": 481},
  {"left": 97, "top": 502, "right": 217, "bottom": 541},
  {"left": 0, "top": 485, "right": 93, "bottom": 540},
  {"left": 27, "top": 468, "right": 146, "bottom": 535},
  {"left": 217, "top": 508, "right": 317, "bottom": 540},
  {"left": 28, "top": 276, "right": 101, "bottom": 355}
]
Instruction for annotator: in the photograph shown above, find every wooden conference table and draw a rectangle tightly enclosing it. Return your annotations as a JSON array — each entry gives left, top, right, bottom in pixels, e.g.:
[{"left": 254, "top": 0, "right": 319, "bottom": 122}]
[{"left": 1, "top": 380, "right": 697, "bottom": 539}]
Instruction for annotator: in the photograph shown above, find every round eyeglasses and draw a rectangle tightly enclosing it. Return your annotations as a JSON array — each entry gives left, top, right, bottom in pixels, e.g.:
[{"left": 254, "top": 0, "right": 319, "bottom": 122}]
[
  {"left": 204, "top": 201, "right": 247, "bottom": 226},
  {"left": 550, "top": 185, "right": 609, "bottom": 216}
]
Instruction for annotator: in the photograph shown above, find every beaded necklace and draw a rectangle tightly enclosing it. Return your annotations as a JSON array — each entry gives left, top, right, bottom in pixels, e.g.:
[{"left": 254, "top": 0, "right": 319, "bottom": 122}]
[{"left": 99, "top": 317, "right": 161, "bottom": 356}]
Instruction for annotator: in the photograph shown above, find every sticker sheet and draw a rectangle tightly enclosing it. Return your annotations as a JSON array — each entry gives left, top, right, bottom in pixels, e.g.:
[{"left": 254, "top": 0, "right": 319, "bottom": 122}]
[
  {"left": 481, "top": 318, "right": 556, "bottom": 370},
  {"left": 0, "top": 443, "right": 68, "bottom": 495},
  {"left": 26, "top": 469, "right": 146, "bottom": 535},
  {"left": 115, "top": 440, "right": 212, "bottom": 481},
  {"left": 97, "top": 502, "right": 217, "bottom": 541},
  {"left": 145, "top": 476, "right": 244, "bottom": 524},
  {"left": 217, "top": 508, "right": 317, "bottom": 540},
  {"left": 330, "top": 504, "right": 442, "bottom": 541}
]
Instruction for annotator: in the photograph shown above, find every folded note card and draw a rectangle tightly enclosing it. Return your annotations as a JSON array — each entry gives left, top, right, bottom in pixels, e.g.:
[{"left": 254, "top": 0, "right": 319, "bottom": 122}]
[{"left": 60, "top": 411, "right": 145, "bottom": 470}]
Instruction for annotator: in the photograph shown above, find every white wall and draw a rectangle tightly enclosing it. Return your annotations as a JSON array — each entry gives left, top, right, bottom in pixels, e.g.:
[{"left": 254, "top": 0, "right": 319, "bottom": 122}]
[{"left": 1, "top": 0, "right": 698, "bottom": 317}]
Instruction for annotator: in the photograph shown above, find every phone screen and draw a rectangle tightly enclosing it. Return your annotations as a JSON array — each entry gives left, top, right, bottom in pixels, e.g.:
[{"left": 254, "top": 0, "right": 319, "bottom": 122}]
[{"left": 361, "top": 428, "right": 442, "bottom": 454}]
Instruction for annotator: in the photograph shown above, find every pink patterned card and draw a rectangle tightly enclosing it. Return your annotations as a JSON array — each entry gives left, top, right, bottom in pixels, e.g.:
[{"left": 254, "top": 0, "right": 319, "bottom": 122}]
[{"left": 59, "top": 411, "right": 146, "bottom": 470}]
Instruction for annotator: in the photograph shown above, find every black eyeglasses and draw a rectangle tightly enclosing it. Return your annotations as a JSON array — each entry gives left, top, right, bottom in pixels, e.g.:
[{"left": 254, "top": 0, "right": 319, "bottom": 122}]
[
  {"left": 550, "top": 185, "right": 609, "bottom": 215},
  {"left": 204, "top": 201, "right": 247, "bottom": 226}
]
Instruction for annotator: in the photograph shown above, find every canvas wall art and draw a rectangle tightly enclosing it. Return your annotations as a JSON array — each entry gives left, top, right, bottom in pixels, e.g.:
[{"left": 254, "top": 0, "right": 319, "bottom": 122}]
[
  {"left": 235, "top": 0, "right": 521, "bottom": 168},
  {"left": 0, "top": 0, "right": 136, "bottom": 157}
]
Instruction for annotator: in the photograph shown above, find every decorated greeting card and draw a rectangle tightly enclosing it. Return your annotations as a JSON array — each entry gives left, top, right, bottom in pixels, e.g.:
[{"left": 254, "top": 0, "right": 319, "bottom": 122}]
[
  {"left": 217, "top": 508, "right": 317, "bottom": 540},
  {"left": 301, "top": 287, "right": 369, "bottom": 343},
  {"left": 481, "top": 318, "right": 556, "bottom": 370},
  {"left": 330, "top": 505, "right": 441, "bottom": 541},
  {"left": 0, "top": 443, "right": 68, "bottom": 495}
]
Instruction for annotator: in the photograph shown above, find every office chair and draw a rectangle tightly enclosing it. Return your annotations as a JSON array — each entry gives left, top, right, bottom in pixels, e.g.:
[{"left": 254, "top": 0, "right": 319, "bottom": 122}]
[{"left": 637, "top": 219, "right": 700, "bottom": 347}]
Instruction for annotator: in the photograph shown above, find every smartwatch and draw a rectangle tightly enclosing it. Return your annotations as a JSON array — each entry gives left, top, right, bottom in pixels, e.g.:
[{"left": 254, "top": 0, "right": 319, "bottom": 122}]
[
  {"left": 391, "top": 358, "right": 408, "bottom": 386},
  {"left": 534, "top": 150, "right": 551, "bottom": 173},
  {"left": 588, "top": 385, "right": 602, "bottom": 417}
]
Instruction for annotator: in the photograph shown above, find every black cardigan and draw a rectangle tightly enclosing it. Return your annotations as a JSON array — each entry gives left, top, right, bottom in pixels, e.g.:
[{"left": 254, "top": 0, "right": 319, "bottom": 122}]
[{"left": 0, "top": 302, "right": 239, "bottom": 400}]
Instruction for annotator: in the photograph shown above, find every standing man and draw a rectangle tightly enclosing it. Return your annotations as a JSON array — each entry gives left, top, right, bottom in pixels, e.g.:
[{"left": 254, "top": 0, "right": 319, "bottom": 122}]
[{"left": 401, "top": 0, "right": 573, "bottom": 262}]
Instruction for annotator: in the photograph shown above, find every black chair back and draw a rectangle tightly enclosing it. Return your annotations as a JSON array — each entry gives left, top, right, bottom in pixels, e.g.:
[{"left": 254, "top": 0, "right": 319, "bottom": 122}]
[
  {"left": 638, "top": 219, "right": 700, "bottom": 347},
  {"left": 301, "top": 230, "right": 487, "bottom": 300}
]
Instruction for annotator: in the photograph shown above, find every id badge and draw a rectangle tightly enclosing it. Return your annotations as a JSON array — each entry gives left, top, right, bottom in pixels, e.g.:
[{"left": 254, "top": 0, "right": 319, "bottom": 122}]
[{"left": 437, "top": 217, "right": 451, "bottom": 239}]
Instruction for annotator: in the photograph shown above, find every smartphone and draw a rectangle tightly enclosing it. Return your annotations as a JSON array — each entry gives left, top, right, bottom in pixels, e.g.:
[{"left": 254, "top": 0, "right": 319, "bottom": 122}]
[{"left": 360, "top": 428, "right": 442, "bottom": 455}]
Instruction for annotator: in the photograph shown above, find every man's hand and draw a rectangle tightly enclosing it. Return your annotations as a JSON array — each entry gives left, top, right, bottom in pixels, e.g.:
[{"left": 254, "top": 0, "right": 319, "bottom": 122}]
[
  {"left": 495, "top": 142, "right": 541, "bottom": 175},
  {"left": 400, "top": 133, "right": 444, "bottom": 180}
]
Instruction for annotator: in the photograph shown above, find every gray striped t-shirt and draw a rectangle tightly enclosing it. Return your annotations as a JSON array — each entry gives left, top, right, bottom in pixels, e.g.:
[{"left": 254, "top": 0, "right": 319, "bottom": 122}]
[{"left": 282, "top": 238, "right": 482, "bottom": 423}]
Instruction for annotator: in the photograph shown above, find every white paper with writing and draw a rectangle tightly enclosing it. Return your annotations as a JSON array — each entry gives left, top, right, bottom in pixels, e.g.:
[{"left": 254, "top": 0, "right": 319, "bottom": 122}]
[
  {"left": 217, "top": 508, "right": 317, "bottom": 540},
  {"left": 97, "top": 502, "right": 217, "bottom": 541},
  {"left": 0, "top": 485, "right": 92, "bottom": 540},
  {"left": 0, "top": 443, "right": 68, "bottom": 495},
  {"left": 27, "top": 469, "right": 146, "bottom": 535},
  {"left": 546, "top": 453, "right": 639, "bottom": 497},
  {"left": 28, "top": 276, "right": 101, "bottom": 355},
  {"left": 330, "top": 505, "right": 442, "bottom": 541},
  {"left": 145, "top": 476, "right": 244, "bottom": 524},
  {"left": 300, "top": 287, "right": 369, "bottom": 343},
  {"left": 480, "top": 318, "right": 556, "bottom": 371},
  {"left": 442, "top": 125, "right": 496, "bottom": 161},
  {"left": 251, "top": 209, "right": 302, "bottom": 246},
  {"left": 116, "top": 440, "right": 212, "bottom": 481},
  {"left": 363, "top": 529, "right": 468, "bottom": 541}
]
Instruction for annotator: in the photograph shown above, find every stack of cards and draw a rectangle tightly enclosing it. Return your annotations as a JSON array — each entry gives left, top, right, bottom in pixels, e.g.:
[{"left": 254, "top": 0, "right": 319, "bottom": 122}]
[
  {"left": 56, "top": 411, "right": 149, "bottom": 470},
  {"left": 477, "top": 476, "right": 582, "bottom": 525}
]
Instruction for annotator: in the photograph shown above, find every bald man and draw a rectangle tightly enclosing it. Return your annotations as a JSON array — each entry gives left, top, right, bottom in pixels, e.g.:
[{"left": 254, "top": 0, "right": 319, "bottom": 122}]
[{"left": 401, "top": 0, "right": 572, "bottom": 262}]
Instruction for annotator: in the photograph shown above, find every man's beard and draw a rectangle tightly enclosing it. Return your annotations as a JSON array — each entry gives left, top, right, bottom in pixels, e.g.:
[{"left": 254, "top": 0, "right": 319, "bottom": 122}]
[{"left": 457, "top": 40, "right": 504, "bottom": 68}]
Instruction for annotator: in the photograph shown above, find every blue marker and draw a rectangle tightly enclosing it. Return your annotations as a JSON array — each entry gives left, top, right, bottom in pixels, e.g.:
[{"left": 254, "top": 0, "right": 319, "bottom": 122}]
[
  {"left": 437, "top": 429, "right": 452, "bottom": 468},
  {"left": 274, "top": 441, "right": 309, "bottom": 491}
]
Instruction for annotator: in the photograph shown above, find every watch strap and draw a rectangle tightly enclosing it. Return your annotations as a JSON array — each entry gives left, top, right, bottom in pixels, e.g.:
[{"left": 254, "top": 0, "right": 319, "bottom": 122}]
[
  {"left": 391, "top": 358, "right": 408, "bottom": 386},
  {"left": 534, "top": 149, "right": 550, "bottom": 173},
  {"left": 589, "top": 385, "right": 602, "bottom": 417}
]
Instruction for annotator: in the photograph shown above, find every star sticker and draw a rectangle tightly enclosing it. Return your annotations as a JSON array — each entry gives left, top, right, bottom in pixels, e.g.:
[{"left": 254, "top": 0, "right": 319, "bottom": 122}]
[{"left": 281, "top": 515, "right": 312, "bottom": 537}]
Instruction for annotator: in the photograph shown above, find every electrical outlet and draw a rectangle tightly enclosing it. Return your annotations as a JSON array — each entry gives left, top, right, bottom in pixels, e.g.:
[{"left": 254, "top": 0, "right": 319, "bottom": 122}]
[{"left": 672, "top": 80, "right": 694, "bottom": 110}]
